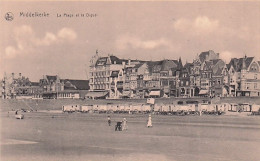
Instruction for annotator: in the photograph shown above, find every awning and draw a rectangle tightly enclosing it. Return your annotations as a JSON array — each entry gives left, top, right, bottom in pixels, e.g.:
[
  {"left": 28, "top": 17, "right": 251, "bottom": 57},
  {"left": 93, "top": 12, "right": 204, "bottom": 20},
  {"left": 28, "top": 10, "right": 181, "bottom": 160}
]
[
  {"left": 199, "top": 89, "right": 209, "bottom": 95},
  {"left": 149, "top": 91, "right": 160, "bottom": 96},
  {"left": 85, "top": 91, "right": 108, "bottom": 98}
]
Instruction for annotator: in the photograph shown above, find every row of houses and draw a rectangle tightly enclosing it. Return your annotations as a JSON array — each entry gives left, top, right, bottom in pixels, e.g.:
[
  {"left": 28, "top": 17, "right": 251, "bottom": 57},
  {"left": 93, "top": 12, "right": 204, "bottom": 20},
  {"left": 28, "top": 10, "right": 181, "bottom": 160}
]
[
  {"left": 88, "top": 50, "right": 260, "bottom": 99},
  {"left": 1, "top": 74, "right": 89, "bottom": 99},
  {"left": 2, "top": 50, "right": 259, "bottom": 100}
]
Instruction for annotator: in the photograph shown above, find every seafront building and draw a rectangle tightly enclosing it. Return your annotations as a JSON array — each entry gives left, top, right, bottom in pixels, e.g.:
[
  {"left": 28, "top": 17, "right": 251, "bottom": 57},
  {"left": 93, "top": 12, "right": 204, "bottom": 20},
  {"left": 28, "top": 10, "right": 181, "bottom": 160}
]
[
  {"left": 227, "top": 56, "right": 260, "bottom": 97},
  {"left": 88, "top": 50, "right": 260, "bottom": 99},
  {"left": 1, "top": 74, "right": 89, "bottom": 99},
  {"left": 1, "top": 50, "right": 260, "bottom": 99}
]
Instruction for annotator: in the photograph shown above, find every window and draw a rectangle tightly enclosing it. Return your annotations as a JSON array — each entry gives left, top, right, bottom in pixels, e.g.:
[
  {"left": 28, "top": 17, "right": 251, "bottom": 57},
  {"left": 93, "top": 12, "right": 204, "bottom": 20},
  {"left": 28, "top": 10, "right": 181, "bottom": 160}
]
[
  {"left": 246, "top": 83, "right": 250, "bottom": 89},
  {"left": 217, "top": 79, "right": 221, "bottom": 84},
  {"left": 254, "top": 83, "right": 257, "bottom": 89}
]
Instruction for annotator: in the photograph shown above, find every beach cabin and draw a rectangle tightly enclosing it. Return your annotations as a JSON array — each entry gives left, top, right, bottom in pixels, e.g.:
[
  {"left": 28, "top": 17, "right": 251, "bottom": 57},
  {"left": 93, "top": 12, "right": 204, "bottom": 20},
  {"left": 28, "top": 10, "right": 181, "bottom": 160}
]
[
  {"left": 142, "top": 104, "right": 151, "bottom": 113},
  {"left": 132, "top": 104, "right": 142, "bottom": 113},
  {"left": 161, "top": 104, "right": 170, "bottom": 112},
  {"left": 251, "top": 104, "right": 260, "bottom": 115},
  {"left": 153, "top": 104, "right": 162, "bottom": 113},
  {"left": 218, "top": 103, "right": 229, "bottom": 112},
  {"left": 106, "top": 104, "right": 115, "bottom": 112},
  {"left": 124, "top": 105, "right": 132, "bottom": 113},
  {"left": 186, "top": 100, "right": 199, "bottom": 111},
  {"left": 81, "top": 105, "right": 93, "bottom": 113},
  {"left": 252, "top": 104, "right": 260, "bottom": 112},
  {"left": 187, "top": 104, "right": 196, "bottom": 112},
  {"left": 118, "top": 105, "right": 126, "bottom": 113},
  {"left": 229, "top": 103, "right": 238, "bottom": 112},
  {"left": 93, "top": 104, "right": 99, "bottom": 113},
  {"left": 99, "top": 104, "right": 107, "bottom": 113},
  {"left": 238, "top": 103, "right": 251, "bottom": 112},
  {"left": 199, "top": 103, "right": 215, "bottom": 112},
  {"left": 62, "top": 104, "right": 81, "bottom": 112}
]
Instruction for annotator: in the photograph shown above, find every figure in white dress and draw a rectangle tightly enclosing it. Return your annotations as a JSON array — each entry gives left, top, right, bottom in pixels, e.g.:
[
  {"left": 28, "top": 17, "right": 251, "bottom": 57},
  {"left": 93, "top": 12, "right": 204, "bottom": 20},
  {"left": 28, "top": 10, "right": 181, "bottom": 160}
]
[
  {"left": 122, "top": 118, "right": 128, "bottom": 131},
  {"left": 147, "top": 114, "right": 152, "bottom": 128}
]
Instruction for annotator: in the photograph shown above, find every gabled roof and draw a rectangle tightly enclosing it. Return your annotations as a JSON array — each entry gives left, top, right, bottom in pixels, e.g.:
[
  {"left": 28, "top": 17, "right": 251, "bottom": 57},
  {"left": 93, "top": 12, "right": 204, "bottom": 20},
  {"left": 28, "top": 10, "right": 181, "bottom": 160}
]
[
  {"left": 147, "top": 61, "right": 163, "bottom": 73},
  {"left": 133, "top": 63, "right": 145, "bottom": 69},
  {"left": 204, "top": 61, "right": 213, "bottom": 70},
  {"left": 145, "top": 59, "right": 180, "bottom": 73},
  {"left": 96, "top": 55, "right": 128, "bottom": 66},
  {"left": 161, "top": 60, "right": 179, "bottom": 71},
  {"left": 46, "top": 75, "right": 57, "bottom": 82},
  {"left": 110, "top": 56, "right": 127, "bottom": 64},
  {"left": 228, "top": 57, "right": 254, "bottom": 72},
  {"left": 63, "top": 79, "right": 89, "bottom": 90},
  {"left": 184, "top": 63, "right": 193, "bottom": 68},
  {"left": 212, "top": 59, "right": 222, "bottom": 65},
  {"left": 245, "top": 57, "right": 254, "bottom": 68},
  {"left": 226, "top": 63, "right": 232, "bottom": 70},
  {"left": 214, "top": 67, "right": 223, "bottom": 76},
  {"left": 183, "top": 63, "right": 193, "bottom": 74},
  {"left": 202, "top": 59, "right": 225, "bottom": 75},
  {"left": 153, "top": 64, "right": 162, "bottom": 73}
]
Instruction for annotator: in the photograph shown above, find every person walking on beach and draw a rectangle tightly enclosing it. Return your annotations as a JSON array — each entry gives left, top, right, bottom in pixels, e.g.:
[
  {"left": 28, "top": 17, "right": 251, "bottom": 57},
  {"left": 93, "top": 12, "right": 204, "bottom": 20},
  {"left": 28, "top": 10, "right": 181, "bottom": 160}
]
[
  {"left": 122, "top": 118, "right": 127, "bottom": 131},
  {"left": 107, "top": 116, "right": 111, "bottom": 126},
  {"left": 147, "top": 114, "right": 152, "bottom": 128}
]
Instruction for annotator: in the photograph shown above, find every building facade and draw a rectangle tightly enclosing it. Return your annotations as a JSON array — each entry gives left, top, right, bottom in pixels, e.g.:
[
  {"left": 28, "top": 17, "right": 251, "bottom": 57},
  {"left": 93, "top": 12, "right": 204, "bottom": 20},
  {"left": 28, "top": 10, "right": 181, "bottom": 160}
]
[{"left": 88, "top": 50, "right": 260, "bottom": 99}]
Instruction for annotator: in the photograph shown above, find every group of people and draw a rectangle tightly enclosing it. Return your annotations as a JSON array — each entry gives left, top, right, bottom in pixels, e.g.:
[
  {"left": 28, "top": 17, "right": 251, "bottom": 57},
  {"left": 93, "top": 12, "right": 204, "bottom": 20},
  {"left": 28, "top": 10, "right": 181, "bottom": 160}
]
[{"left": 107, "top": 114, "right": 153, "bottom": 131}]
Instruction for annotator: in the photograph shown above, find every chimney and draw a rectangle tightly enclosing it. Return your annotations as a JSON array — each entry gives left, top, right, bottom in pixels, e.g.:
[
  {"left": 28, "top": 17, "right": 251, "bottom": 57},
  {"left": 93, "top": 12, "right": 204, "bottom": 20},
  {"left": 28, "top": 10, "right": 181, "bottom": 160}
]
[
  {"left": 11, "top": 73, "right": 14, "bottom": 79},
  {"left": 128, "top": 59, "right": 131, "bottom": 65}
]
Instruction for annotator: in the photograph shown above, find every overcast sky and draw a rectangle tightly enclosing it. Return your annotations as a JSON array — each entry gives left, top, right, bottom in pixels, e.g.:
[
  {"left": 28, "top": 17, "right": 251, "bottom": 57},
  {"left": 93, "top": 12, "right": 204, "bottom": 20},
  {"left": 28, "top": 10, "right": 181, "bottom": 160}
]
[{"left": 0, "top": 1, "right": 260, "bottom": 81}]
